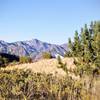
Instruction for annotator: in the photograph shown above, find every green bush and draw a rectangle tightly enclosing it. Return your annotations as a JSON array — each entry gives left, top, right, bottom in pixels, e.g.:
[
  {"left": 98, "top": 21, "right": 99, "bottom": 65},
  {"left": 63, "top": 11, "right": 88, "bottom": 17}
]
[
  {"left": 57, "top": 56, "right": 67, "bottom": 74},
  {"left": 42, "top": 52, "right": 52, "bottom": 59},
  {"left": 0, "top": 56, "right": 8, "bottom": 67},
  {"left": 19, "top": 56, "right": 32, "bottom": 64}
]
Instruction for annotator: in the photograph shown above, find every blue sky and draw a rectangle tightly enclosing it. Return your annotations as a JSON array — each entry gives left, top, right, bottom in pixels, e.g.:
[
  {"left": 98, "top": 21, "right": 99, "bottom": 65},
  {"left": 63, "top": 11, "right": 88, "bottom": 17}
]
[{"left": 0, "top": 0, "right": 100, "bottom": 44}]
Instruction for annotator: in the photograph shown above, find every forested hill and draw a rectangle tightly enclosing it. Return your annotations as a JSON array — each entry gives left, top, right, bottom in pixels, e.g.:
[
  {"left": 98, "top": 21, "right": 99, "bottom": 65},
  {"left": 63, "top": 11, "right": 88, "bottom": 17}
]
[{"left": 0, "top": 53, "right": 19, "bottom": 66}]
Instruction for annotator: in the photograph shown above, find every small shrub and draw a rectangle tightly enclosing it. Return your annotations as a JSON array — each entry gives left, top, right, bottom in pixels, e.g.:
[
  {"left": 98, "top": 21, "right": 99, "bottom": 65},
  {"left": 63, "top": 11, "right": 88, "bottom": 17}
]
[
  {"left": 19, "top": 56, "right": 32, "bottom": 64},
  {"left": 57, "top": 56, "right": 67, "bottom": 74},
  {"left": 42, "top": 52, "right": 52, "bottom": 59}
]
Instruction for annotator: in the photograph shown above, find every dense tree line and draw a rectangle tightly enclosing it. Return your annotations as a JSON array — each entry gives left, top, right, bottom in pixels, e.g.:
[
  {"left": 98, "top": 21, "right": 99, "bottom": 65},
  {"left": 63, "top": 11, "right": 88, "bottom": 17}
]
[
  {"left": 0, "top": 53, "right": 33, "bottom": 67},
  {"left": 58, "top": 21, "right": 100, "bottom": 100},
  {"left": 0, "top": 53, "right": 19, "bottom": 67},
  {"left": 67, "top": 21, "right": 100, "bottom": 77}
]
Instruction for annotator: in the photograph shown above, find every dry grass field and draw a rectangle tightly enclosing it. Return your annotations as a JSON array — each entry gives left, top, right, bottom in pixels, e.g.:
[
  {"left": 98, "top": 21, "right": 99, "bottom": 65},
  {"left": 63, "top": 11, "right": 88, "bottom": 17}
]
[
  {"left": 1, "top": 57, "right": 100, "bottom": 99},
  {"left": 2, "top": 57, "right": 76, "bottom": 76}
]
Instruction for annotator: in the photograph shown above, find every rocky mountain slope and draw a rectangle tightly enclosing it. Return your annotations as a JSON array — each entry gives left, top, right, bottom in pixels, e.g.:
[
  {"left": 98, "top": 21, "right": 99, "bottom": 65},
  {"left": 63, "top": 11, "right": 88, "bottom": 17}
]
[{"left": 0, "top": 39, "right": 68, "bottom": 60}]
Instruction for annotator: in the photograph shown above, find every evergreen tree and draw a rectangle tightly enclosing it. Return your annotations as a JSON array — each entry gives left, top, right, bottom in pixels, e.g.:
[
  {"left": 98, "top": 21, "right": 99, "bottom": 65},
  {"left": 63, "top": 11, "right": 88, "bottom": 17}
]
[
  {"left": 68, "top": 21, "right": 100, "bottom": 77},
  {"left": 73, "top": 31, "right": 81, "bottom": 56}
]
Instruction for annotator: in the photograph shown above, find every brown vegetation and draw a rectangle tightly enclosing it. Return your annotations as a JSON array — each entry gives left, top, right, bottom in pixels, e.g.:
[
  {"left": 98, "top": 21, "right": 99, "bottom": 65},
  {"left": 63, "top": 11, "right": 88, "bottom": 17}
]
[{"left": 3, "top": 58, "right": 75, "bottom": 76}]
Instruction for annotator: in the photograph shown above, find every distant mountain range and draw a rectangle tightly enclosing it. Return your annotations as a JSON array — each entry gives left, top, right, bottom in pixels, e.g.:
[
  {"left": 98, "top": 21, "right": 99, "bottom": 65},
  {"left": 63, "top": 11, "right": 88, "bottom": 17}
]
[{"left": 0, "top": 39, "right": 68, "bottom": 60}]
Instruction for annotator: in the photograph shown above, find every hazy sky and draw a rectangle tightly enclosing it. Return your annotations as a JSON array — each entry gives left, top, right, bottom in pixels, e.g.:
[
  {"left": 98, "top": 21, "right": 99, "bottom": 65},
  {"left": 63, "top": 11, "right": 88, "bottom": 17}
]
[{"left": 0, "top": 0, "right": 100, "bottom": 44}]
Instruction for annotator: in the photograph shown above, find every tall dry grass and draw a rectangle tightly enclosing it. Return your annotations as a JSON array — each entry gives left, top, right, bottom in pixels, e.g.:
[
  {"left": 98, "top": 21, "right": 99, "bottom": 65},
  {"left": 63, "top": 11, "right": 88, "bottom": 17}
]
[{"left": 2, "top": 58, "right": 75, "bottom": 76}]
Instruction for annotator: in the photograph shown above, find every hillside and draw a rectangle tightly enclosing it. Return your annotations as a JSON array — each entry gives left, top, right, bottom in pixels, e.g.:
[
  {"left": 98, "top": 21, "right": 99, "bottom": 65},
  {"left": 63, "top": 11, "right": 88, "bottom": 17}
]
[{"left": 4, "top": 58, "right": 75, "bottom": 76}]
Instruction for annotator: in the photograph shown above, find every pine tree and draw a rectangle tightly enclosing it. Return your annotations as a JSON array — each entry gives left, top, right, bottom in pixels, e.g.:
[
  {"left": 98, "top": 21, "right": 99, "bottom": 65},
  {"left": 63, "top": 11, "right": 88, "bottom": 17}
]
[
  {"left": 73, "top": 31, "right": 81, "bottom": 56},
  {"left": 92, "top": 21, "right": 100, "bottom": 76},
  {"left": 68, "top": 21, "right": 100, "bottom": 77}
]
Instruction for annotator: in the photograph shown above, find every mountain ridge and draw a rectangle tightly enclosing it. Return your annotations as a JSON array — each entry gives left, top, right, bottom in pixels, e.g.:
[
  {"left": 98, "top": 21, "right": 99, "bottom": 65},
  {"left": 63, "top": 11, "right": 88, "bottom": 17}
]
[{"left": 0, "top": 39, "right": 68, "bottom": 60}]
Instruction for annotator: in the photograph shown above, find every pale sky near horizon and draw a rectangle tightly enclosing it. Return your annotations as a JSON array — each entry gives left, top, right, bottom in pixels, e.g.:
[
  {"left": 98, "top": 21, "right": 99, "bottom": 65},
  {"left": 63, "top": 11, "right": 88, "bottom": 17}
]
[{"left": 0, "top": 0, "right": 100, "bottom": 44}]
